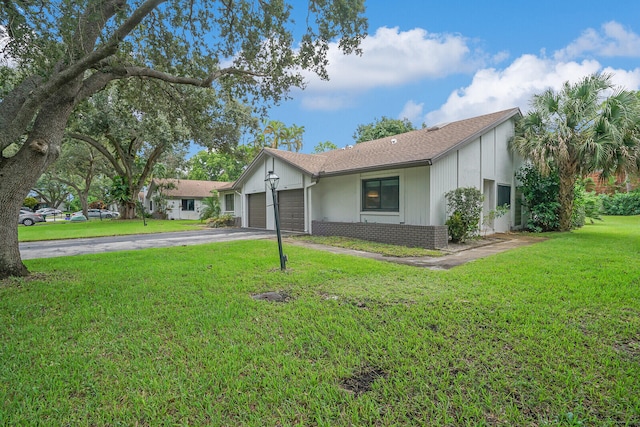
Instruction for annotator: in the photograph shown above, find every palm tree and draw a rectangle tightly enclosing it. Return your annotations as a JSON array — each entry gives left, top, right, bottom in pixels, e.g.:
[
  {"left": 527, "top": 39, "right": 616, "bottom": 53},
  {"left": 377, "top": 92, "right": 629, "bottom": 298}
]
[
  {"left": 200, "top": 190, "right": 221, "bottom": 221},
  {"left": 511, "top": 73, "right": 639, "bottom": 231},
  {"left": 281, "top": 124, "right": 305, "bottom": 152}
]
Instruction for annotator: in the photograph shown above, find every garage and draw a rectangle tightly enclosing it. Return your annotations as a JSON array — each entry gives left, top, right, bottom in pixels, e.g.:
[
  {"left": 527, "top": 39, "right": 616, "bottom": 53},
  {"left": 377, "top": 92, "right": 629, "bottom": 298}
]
[
  {"left": 278, "top": 189, "right": 305, "bottom": 232},
  {"left": 248, "top": 192, "right": 266, "bottom": 228}
]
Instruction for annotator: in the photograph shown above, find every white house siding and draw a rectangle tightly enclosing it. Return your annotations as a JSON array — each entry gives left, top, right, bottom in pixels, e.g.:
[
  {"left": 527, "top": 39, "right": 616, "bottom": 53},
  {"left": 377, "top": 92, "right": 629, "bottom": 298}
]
[
  {"left": 401, "top": 166, "right": 430, "bottom": 226},
  {"left": 493, "top": 121, "right": 519, "bottom": 231},
  {"left": 312, "top": 167, "right": 430, "bottom": 227},
  {"left": 429, "top": 120, "right": 518, "bottom": 233},
  {"left": 163, "top": 198, "right": 206, "bottom": 220},
  {"left": 481, "top": 129, "right": 496, "bottom": 180},
  {"left": 458, "top": 139, "right": 481, "bottom": 188},
  {"left": 312, "top": 174, "right": 359, "bottom": 223},
  {"left": 429, "top": 154, "right": 458, "bottom": 226}
]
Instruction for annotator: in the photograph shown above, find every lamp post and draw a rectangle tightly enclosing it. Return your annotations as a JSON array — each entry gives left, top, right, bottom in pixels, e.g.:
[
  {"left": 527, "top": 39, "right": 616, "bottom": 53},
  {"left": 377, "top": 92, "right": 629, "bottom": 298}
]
[{"left": 265, "top": 170, "right": 287, "bottom": 270}]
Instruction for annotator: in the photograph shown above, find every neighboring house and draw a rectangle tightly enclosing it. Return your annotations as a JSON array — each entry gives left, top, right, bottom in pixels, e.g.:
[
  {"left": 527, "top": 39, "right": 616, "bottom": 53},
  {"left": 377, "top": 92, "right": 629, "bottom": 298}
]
[
  {"left": 586, "top": 171, "right": 639, "bottom": 194},
  {"left": 232, "top": 108, "right": 524, "bottom": 249},
  {"left": 145, "top": 178, "right": 233, "bottom": 220}
]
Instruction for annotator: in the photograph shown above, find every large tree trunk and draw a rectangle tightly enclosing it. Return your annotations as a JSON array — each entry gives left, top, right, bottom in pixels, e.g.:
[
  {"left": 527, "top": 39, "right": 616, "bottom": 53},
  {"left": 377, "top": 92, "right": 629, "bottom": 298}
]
[
  {"left": 119, "top": 200, "right": 138, "bottom": 220},
  {"left": 557, "top": 162, "right": 578, "bottom": 232},
  {"left": 0, "top": 86, "right": 78, "bottom": 279}
]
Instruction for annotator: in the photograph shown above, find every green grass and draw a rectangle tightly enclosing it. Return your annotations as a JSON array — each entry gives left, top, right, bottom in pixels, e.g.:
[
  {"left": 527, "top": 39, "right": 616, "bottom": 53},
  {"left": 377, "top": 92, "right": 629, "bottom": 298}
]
[
  {"left": 2, "top": 216, "right": 639, "bottom": 425},
  {"left": 18, "top": 219, "right": 205, "bottom": 242},
  {"left": 289, "top": 235, "right": 445, "bottom": 257}
]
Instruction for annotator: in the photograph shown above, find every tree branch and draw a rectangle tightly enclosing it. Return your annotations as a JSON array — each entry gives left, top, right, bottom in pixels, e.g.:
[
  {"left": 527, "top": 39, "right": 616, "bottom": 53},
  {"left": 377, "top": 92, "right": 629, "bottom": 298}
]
[
  {"left": 3, "top": 0, "right": 167, "bottom": 144},
  {"left": 76, "top": 64, "right": 263, "bottom": 104},
  {"left": 67, "top": 132, "right": 125, "bottom": 178}
]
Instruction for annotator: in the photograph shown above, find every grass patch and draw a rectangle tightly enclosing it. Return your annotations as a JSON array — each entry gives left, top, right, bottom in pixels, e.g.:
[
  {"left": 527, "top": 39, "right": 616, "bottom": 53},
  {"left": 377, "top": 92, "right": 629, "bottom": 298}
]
[
  {"left": 289, "top": 235, "right": 444, "bottom": 257},
  {"left": 2, "top": 216, "right": 639, "bottom": 425},
  {"left": 18, "top": 219, "right": 204, "bottom": 242}
]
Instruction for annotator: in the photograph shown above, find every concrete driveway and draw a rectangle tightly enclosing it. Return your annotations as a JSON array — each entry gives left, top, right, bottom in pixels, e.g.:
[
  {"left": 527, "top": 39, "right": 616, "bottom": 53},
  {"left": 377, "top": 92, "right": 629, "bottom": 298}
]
[{"left": 19, "top": 228, "right": 276, "bottom": 260}]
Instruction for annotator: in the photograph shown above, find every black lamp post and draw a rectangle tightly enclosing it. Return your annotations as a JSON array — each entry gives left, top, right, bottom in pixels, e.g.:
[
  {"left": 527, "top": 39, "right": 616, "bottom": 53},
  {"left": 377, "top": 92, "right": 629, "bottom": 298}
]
[{"left": 265, "top": 170, "right": 287, "bottom": 270}]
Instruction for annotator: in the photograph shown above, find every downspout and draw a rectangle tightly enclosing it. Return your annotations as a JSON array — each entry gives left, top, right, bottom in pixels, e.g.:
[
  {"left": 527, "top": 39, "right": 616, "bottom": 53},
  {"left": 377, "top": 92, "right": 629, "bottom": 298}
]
[
  {"left": 234, "top": 190, "right": 243, "bottom": 227},
  {"left": 305, "top": 178, "right": 318, "bottom": 234}
]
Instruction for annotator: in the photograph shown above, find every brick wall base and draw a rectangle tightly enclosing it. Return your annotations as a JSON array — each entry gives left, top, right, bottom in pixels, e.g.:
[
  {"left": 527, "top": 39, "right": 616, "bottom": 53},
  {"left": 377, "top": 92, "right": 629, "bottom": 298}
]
[{"left": 312, "top": 221, "right": 448, "bottom": 250}]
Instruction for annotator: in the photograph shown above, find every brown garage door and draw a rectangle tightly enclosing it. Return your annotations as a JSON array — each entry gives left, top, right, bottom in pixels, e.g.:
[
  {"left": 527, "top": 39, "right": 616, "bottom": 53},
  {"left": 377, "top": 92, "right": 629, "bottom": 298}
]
[
  {"left": 278, "top": 189, "right": 304, "bottom": 232},
  {"left": 248, "top": 192, "right": 266, "bottom": 228}
]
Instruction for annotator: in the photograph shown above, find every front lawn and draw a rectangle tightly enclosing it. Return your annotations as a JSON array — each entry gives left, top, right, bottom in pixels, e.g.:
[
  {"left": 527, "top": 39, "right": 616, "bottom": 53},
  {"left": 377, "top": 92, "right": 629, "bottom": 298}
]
[
  {"left": 2, "top": 216, "right": 639, "bottom": 425},
  {"left": 18, "top": 219, "right": 205, "bottom": 242}
]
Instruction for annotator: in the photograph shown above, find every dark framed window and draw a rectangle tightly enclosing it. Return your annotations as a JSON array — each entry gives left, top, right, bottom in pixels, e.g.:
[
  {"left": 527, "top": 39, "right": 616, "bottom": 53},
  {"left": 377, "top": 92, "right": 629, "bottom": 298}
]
[
  {"left": 181, "top": 199, "right": 195, "bottom": 211},
  {"left": 224, "top": 194, "right": 234, "bottom": 211},
  {"left": 497, "top": 184, "right": 511, "bottom": 207},
  {"left": 362, "top": 177, "right": 399, "bottom": 211}
]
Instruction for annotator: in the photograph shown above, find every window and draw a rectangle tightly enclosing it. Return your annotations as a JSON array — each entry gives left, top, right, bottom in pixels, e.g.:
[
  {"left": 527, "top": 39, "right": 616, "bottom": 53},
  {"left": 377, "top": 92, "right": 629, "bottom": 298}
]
[
  {"left": 362, "top": 177, "right": 399, "bottom": 211},
  {"left": 181, "top": 199, "right": 195, "bottom": 211},
  {"left": 149, "top": 200, "right": 153, "bottom": 211},
  {"left": 225, "top": 194, "right": 234, "bottom": 211},
  {"left": 497, "top": 184, "right": 511, "bottom": 207}
]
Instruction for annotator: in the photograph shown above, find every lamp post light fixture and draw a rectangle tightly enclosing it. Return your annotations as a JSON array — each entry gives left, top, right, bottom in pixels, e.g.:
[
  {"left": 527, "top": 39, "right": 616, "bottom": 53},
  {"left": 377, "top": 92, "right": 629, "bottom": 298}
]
[{"left": 265, "top": 170, "right": 287, "bottom": 270}]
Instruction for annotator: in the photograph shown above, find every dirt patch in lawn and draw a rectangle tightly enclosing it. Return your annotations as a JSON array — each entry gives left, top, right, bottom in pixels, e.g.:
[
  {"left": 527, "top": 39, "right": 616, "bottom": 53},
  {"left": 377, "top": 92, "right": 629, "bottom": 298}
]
[{"left": 340, "top": 367, "right": 387, "bottom": 396}]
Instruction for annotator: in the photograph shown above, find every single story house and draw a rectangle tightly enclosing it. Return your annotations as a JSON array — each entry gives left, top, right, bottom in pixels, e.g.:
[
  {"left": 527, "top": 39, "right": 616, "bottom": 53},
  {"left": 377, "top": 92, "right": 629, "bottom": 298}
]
[
  {"left": 225, "top": 108, "right": 524, "bottom": 249},
  {"left": 145, "top": 178, "right": 233, "bottom": 220}
]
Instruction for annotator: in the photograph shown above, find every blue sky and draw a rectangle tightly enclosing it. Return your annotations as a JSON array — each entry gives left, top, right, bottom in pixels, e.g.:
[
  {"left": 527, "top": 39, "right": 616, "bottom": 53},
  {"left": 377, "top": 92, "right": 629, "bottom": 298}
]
[{"left": 262, "top": 0, "right": 640, "bottom": 153}]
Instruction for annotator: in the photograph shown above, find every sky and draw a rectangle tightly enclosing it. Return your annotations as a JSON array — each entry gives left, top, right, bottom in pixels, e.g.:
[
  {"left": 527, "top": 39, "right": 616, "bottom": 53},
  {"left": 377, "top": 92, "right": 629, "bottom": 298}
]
[{"left": 262, "top": 0, "right": 640, "bottom": 154}]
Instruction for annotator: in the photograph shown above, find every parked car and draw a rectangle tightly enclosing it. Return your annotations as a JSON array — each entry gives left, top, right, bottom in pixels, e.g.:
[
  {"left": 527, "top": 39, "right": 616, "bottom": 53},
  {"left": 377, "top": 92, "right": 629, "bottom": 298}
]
[
  {"left": 73, "top": 209, "right": 120, "bottom": 219},
  {"left": 19, "top": 210, "right": 45, "bottom": 226},
  {"left": 36, "top": 207, "right": 63, "bottom": 216}
]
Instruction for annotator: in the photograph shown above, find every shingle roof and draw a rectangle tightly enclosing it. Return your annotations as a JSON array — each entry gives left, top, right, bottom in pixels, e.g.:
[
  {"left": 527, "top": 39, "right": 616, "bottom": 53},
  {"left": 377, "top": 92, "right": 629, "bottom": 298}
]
[
  {"left": 271, "top": 108, "right": 520, "bottom": 176},
  {"left": 151, "top": 178, "right": 233, "bottom": 198},
  {"left": 234, "top": 108, "right": 521, "bottom": 187}
]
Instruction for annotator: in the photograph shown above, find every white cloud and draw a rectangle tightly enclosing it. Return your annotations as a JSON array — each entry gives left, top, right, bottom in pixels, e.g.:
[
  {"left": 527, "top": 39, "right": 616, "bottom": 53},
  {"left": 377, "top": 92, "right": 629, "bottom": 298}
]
[
  {"left": 425, "top": 54, "right": 640, "bottom": 125},
  {"left": 424, "top": 56, "right": 607, "bottom": 125},
  {"left": 555, "top": 21, "right": 640, "bottom": 61},
  {"left": 302, "top": 26, "right": 480, "bottom": 96},
  {"left": 398, "top": 100, "right": 424, "bottom": 123}
]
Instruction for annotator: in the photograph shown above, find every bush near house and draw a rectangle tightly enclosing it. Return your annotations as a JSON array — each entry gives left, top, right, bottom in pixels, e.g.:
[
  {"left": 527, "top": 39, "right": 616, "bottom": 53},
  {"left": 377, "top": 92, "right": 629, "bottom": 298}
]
[
  {"left": 206, "top": 214, "right": 235, "bottom": 228},
  {"left": 445, "top": 187, "right": 483, "bottom": 242}
]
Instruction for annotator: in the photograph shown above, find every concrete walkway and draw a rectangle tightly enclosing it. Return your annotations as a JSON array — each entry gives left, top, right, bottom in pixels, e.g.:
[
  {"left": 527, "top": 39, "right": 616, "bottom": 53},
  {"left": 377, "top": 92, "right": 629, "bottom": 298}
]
[{"left": 286, "top": 234, "right": 545, "bottom": 270}]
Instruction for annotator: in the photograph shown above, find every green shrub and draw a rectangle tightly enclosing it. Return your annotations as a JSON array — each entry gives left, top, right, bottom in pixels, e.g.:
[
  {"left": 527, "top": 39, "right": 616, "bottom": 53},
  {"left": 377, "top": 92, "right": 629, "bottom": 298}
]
[
  {"left": 23, "top": 197, "right": 38, "bottom": 210},
  {"left": 573, "top": 183, "right": 602, "bottom": 226},
  {"left": 200, "top": 191, "right": 221, "bottom": 221},
  {"left": 206, "top": 214, "right": 235, "bottom": 228},
  {"left": 600, "top": 191, "right": 640, "bottom": 215},
  {"left": 445, "top": 187, "right": 483, "bottom": 243},
  {"left": 445, "top": 211, "right": 466, "bottom": 243},
  {"left": 516, "top": 165, "right": 561, "bottom": 232}
]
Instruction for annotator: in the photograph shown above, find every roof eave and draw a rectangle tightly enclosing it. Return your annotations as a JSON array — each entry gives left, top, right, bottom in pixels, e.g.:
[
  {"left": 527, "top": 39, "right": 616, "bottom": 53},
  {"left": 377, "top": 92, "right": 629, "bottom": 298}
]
[{"left": 316, "top": 159, "right": 432, "bottom": 179}]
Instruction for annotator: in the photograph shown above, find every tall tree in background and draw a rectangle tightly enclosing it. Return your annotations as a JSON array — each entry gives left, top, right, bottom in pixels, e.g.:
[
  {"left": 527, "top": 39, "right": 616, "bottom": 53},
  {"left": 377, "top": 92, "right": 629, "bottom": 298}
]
[
  {"left": 0, "top": 0, "right": 366, "bottom": 278},
  {"left": 186, "top": 146, "right": 254, "bottom": 182},
  {"left": 259, "top": 120, "right": 305, "bottom": 151},
  {"left": 314, "top": 141, "right": 338, "bottom": 153},
  {"left": 47, "top": 140, "right": 111, "bottom": 218},
  {"left": 67, "top": 79, "right": 248, "bottom": 219},
  {"left": 32, "top": 173, "right": 72, "bottom": 210},
  {"left": 353, "top": 117, "right": 416, "bottom": 143},
  {"left": 511, "top": 73, "right": 640, "bottom": 231}
]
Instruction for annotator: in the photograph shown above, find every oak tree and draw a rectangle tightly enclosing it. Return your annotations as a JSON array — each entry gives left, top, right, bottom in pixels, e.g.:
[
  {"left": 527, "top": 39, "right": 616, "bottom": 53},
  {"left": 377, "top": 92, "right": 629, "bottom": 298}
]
[{"left": 0, "top": 0, "right": 367, "bottom": 278}]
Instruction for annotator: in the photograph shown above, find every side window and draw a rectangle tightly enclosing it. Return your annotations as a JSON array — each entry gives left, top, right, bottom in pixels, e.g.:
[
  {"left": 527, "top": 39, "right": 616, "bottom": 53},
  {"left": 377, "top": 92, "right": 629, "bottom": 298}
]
[
  {"left": 181, "top": 199, "right": 195, "bottom": 211},
  {"left": 225, "top": 194, "right": 234, "bottom": 211},
  {"left": 497, "top": 184, "right": 511, "bottom": 207},
  {"left": 362, "top": 177, "right": 399, "bottom": 211}
]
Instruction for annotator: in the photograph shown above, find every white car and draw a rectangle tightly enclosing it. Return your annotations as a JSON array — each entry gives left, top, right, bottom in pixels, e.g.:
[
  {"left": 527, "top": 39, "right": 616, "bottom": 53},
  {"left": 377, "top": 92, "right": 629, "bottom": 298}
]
[
  {"left": 74, "top": 209, "right": 120, "bottom": 219},
  {"left": 36, "top": 208, "right": 63, "bottom": 216}
]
